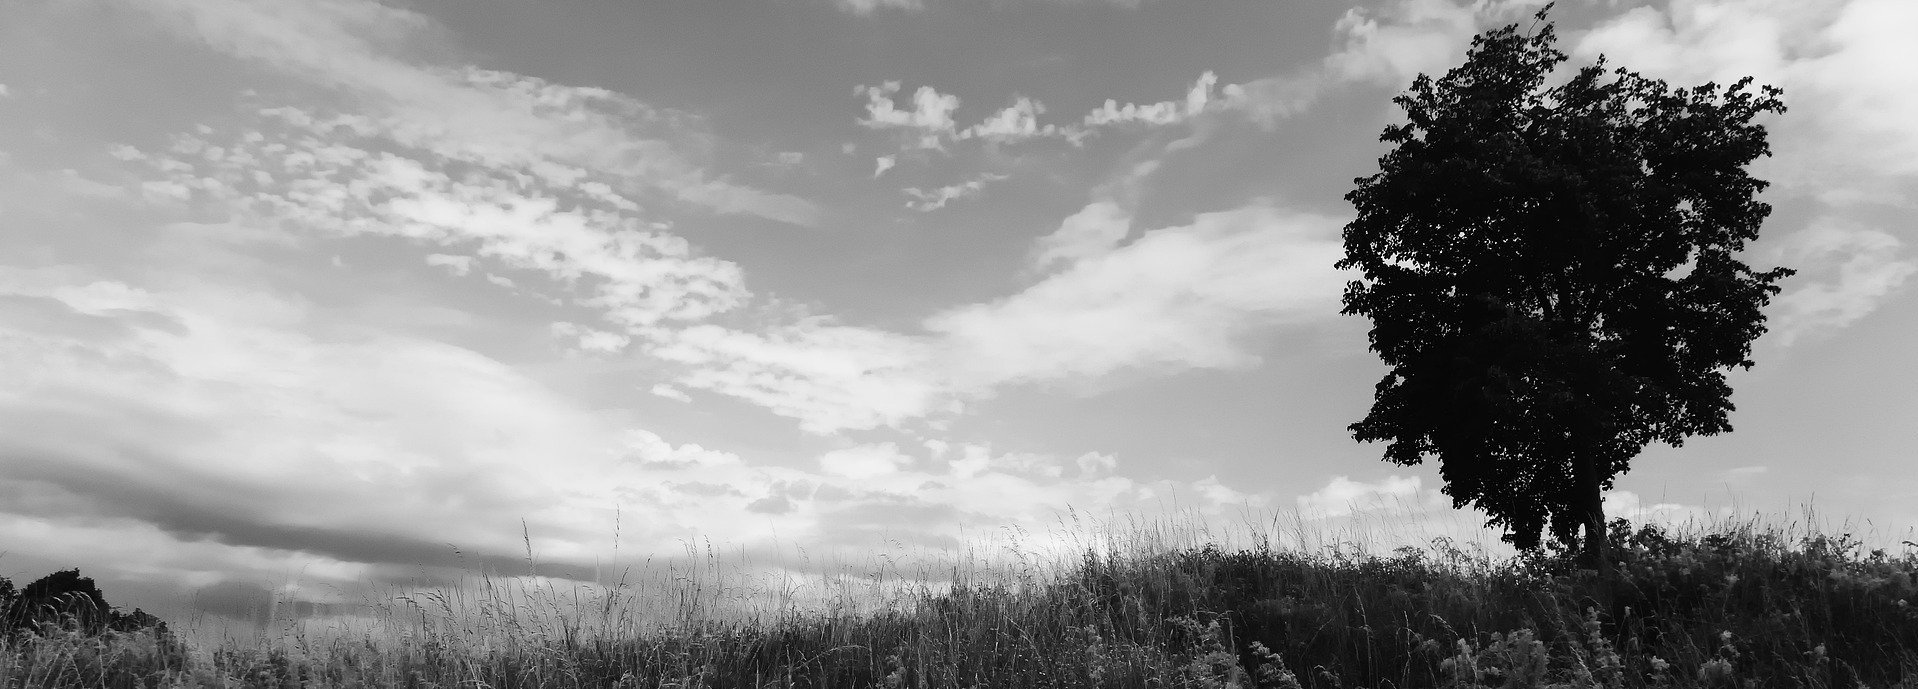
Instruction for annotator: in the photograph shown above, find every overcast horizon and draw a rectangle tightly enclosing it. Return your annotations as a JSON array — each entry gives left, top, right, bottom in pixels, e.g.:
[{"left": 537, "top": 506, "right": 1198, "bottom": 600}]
[{"left": 1, "top": 0, "right": 1913, "bottom": 626}]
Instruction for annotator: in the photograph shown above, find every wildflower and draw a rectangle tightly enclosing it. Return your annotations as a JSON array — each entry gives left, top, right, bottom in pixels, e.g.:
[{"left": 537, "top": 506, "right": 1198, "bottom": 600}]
[
  {"left": 1698, "top": 658, "right": 1734, "bottom": 685},
  {"left": 1648, "top": 656, "right": 1670, "bottom": 673}
]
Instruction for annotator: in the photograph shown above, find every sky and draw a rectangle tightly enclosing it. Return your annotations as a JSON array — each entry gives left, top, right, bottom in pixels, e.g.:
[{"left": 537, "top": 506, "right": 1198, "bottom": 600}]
[{"left": 0, "top": 0, "right": 1913, "bottom": 627}]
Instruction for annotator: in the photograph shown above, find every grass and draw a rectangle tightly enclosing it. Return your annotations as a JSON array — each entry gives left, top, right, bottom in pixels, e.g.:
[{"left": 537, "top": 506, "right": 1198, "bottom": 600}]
[{"left": 5, "top": 511, "right": 1918, "bottom": 688}]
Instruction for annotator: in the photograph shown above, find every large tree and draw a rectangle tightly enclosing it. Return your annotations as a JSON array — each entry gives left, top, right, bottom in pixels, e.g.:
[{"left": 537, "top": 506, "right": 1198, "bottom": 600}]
[{"left": 1337, "top": 11, "right": 1791, "bottom": 574}]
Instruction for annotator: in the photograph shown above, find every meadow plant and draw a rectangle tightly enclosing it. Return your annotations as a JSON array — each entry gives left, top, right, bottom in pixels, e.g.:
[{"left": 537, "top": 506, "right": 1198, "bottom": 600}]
[{"left": 3, "top": 510, "right": 1915, "bottom": 687}]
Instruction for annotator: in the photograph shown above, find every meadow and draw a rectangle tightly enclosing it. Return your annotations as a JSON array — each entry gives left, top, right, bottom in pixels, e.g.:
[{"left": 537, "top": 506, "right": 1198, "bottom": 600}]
[{"left": 4, "top": 510, "right": 1917, "bottom": 688}]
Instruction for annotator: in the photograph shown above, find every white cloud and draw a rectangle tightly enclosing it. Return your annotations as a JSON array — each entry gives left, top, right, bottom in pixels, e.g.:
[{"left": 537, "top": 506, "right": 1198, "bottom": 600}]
[
  {"left": 1770, "top": 220, "right": 1916, "bottom": 346},
  {"left": 1192, "top": 475, "right": 1264, "bottom": 511},
  {"left": 946, "top": 443, "right": 1071, "bottom": 480},
  {"left": 1075, "top": 452, "right": 1117, "bottom": 476},
  {"left": 424, "top": 253, "right": 474, "bottom": 276},
  {"left": 873, "top": 155, "right": 897, "bottom": 178},
  {"left": 1029, "top": 201, "right": 1133, "bottom": 271},
  {"left": 1082, "top": 71, "right": 1248, "bottom": 131},
  {"left": 1297, "top": 475, "right": 1427, "bottom": 518},
  {"left": 904, "top": 173, "right": 1008, "bottom": 212},
  {"left": 646, "top": 320, "right": 943, "bottom": 434},
  {"left": 127, "top": 0, "right": 818, "bottom": 226},
  {"left": 927, "top": 202, "right": 1346, "bottom": 390},
  {"left": 958, "top": 96, "right": 1063, "bottom": 143},
  {"left": 818, "top": 443, "right": 913, "bottom": 479},
  {"left": 0, "top": 265, "right": 740, "bottom": 579},
  {"left": 123, "top": 112, "right": 754, "bottom": 335},
  {"left": 616, "top": 429, "right": 741, "bottom": 468},
  {"left": 857, "top": 82, "right": 962, "bottom": 149},
  {"left": 859, "top": 73, "right": 1235, "bottom": 162},
  {"left": 1603, "top": 490, "right": 1714, "bottom": 526},
  {"left": 1322, "top": 0, "right": 1509, "bottom": 87},
  {"left": 837, "top": 0, "right": 923, "bottom": 14},
  {"left": 649, "top": 383, "right": 693, "bottom": 402},
  {"left": 1574, "top": 0, "right": 1918, "bottom": 201},
  {"left": 1198, "top": 0, "right": 1545, "bottom": 130}
]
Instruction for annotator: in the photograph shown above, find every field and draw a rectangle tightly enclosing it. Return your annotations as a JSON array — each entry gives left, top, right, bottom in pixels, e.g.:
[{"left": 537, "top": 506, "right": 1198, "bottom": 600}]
[{"left": 5, "top": 512, "right": 1917, "bottom": 688}]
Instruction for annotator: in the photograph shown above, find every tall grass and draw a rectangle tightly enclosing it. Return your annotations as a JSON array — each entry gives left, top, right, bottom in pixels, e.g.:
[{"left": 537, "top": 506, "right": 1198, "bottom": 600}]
[{"left": 5, "top": 510, "right": 1917, "bottom": 688}]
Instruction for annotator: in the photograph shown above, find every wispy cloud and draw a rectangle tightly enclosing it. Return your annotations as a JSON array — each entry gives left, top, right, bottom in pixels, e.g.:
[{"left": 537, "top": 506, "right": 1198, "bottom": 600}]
[
  {"left": 927, "top": 202, "right": 1346, "bottom": 391},
  {"left": 1576, "top": 0, "right": 1918, "bottom": 202},
  {"left": 857, "top": 81, "right": 964, "bottom": 150},
  {"left": 1770, "top": 220, "right": 1916, "bottom": 346},
  {"left": 904, "top": 173, "right": 1009, "bottom": 211},
  {"left": 646, "top": 320, "right": 943, "bottom": 434},
  {"left": 1082, "top": 72, "right": 1246, "bottom": 130},
  {"left": 119, "top": 109, "right": 754, "bottom": 331},
  {"left": 129, "top": 0, "right": 819, "bottom": 226},
  {"left": 1572, "top": 0, "right": 1918, "bottom": 344},
  {"left": 1296, "top": 475, "right": 1432, "bottom": 518},
  {"left": 836, "top": 0, "right": 924, "bottom": 15}
]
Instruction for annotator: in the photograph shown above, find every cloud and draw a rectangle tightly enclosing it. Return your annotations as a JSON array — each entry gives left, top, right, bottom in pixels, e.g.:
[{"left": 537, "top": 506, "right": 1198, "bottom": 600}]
[
  {"left": 904, "top": 173, "right": 1009, "bottom": 212},
  {"left": 649, "top": 383, "right": 693, "bottom": 402},
  {"left": 1769, "top": 220, "right": 1916, "bottom": 345},
  {"left": 856, "top": 72, "right": 1231, "bottom": 162},
  {"left": 1082, "top": 72, "right": 1248, "bottom": 131},
  {"left": 0, "top": 270, "right": 673, "bottom": 576},
  {"left": 1297, "top": 475, "right": 1428, "bottom": 518},
  {"left": 832, "top": 0, "right": 1155, "bottom": 16},
  {"left": 959, "top": 96, "right": 1064, "bottom": 143},
  {"left": 646, "top": 320, "right": 943, "bottom": 434},
  {"left": 819, "top": 443, "right": 914, "bottom": 479},
  {"left": 1603, "top": 490, "right": 1715, "bottom": 527},
  {"left": 0, "top": 243, "right": 1227, "bottom": 610},
  {"left": 1320, "top": 0, "right": 1542, "bottom": 87},
  {"left": 857, "top": 82, "right": 962, "bottom": 149},
  {"left": 1574, "top": 0, "right": 1918, "bottom": 202},
  {"left": 1172, "top": 0, "right": 1544, "bottom": 132},
  {"left": 127, "top": 0, "right": 818, "bottom": 226},
  {"left": 1028, "top": 201, "right": 1133, "bottom": 271},
  {"left": 837, "top": 0, "right": 923, "bottom": 14},
  {"left": 613, "top": 430, "right": 741, "bottom": 470},
  {"left": 927, "top": 202, "right": 1346, "bottom": 390},
  {"left": 1074, "top": 452, "right": 1117, "bottom": 476},
  {"left": 424, "top": 253, "right": 474, "bottom": 277},
  {"left": 108, "top": 106, "right": 943, "bottom": 436},
  {"left": 121, "top": 113, "right": 755, "bottom": 332},
  {"left": 873, "top": 155, "right": 897, "bottom": 178}
]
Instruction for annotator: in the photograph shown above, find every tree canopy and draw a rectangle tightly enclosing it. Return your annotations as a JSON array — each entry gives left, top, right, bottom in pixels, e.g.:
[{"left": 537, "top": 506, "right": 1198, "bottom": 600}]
[
  {"left": 1337, "top": 10, "right": 1791, "bottom": 559},
  {"left": 1, "top": 568, "right": 169, "bottom": 638}
]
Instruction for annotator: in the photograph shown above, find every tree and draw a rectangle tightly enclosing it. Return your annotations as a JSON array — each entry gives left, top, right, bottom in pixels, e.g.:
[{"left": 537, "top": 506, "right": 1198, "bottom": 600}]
[
  {"left": 11, "top": 569, "right": 114, "bottom": 635},
  {"left": 1336, "top": 9, "right": 1791, "bottom": 577},
  {"left": 1, "top": 569, "right": 169, "bottom": 640}
]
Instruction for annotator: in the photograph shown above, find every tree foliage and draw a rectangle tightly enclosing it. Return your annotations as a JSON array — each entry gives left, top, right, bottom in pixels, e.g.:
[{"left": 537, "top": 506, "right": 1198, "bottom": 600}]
[
  {"left": 1, "top": 569, "right": 169, "bottom": 638},
  {"left": 1337, "top": 10, "right": 1791, "bottom": 554}
]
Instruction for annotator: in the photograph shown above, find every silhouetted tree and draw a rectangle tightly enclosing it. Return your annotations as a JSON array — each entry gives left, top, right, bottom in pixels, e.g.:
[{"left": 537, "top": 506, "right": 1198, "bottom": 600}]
[
  {"left": 1337, "top": 9, "right": 1791, "bottom": 578},
  {"left": 12, "top": 569, "right": 114, "bottom": 635},
  {"left": 1, "top": 569, "right": 169, "bottom": 641}
]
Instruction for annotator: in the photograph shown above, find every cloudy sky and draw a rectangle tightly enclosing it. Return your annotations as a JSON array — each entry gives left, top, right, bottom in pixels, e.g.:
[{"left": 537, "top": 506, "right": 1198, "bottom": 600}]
[{"left": 0, "top": 0, "right": 1912, "bottom": 624}]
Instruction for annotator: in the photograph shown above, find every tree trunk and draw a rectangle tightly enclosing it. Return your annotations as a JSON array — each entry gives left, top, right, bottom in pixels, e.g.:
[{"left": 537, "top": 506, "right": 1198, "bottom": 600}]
[{"left": 1570, "top": 419, "right": 1615, "bottom": 613}]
